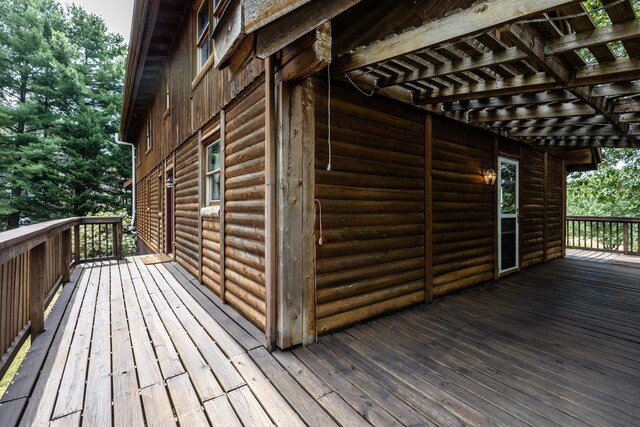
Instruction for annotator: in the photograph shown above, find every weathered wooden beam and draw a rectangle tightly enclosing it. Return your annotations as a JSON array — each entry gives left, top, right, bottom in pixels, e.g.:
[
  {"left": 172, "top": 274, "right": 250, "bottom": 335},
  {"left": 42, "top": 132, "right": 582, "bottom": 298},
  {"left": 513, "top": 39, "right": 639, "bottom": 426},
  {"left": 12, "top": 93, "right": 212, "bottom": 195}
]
[
  {"left": 510, "top": 124, "right": 620, "bottom": 137},
  {"left": 502, "top": 24, "right": 573, "bottom": 84},
  {"left": 592, "top": 81, "right": 640, "bottom": 97},
  {"left": 245, "top": 0, "right": 312, "bottom": 33},
  {"left": 255, "top": 0, "right": 359, "bottom": 59},
  {"left": 620, "top": 112, "right": 640, "bottom": 122},
  {"left": 332, "top": 0, "right": 582, "bottom": 74},
  {"left": 442, "top": 90, "right": 576, "bottom": 111},
  {"left": 279, "top": 22, "right": 331, "bottom": 82},
  {"left": 469, "top": 102, "right": 595, "bottom": 122},
  {"left": 489, "top": 116, "right": 610, "bottom": 128},
  {"left": 417, "top": 57, "right": 640, "bottom": 103},
  {"left": 376, "top": 47, "right": 527, "bottom": 88},
  {"left": 571, "top": 86, "right": 627, "bottom": 134},
  {"left": 545, "top": 19, "right": 640, "bottom": 55},
  {"left": 613, "top": 96, "right": 640, "bottom": 113}
]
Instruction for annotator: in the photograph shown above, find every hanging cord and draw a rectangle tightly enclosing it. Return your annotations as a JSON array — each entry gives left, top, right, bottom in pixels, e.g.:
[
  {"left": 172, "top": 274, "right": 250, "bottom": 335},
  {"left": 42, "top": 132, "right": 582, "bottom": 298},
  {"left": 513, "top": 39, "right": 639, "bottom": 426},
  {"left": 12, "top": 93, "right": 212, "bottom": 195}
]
[
  {"left": 345, "top": 72, "right": 375, "bottom": 97},
  {"left": 327, "top": 62, "right": 332, "bottom": 171},
  {"left": 313, "top": 199, "right": 324, "bottom": 343}
]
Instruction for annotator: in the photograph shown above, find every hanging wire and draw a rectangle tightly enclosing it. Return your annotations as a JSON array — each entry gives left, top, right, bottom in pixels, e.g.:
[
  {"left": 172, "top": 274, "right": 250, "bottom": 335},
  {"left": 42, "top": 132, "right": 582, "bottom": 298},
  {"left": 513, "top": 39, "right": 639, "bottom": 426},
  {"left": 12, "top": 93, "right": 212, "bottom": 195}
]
[{"left": 345, "top": 72, "right": 375, "bottom": 96}]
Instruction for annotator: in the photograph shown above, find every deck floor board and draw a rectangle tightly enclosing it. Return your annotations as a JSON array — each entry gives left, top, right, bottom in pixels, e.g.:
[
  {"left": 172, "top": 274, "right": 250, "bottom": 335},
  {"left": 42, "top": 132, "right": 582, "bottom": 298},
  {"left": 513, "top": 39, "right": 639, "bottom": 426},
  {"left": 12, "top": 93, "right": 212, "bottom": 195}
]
[{"left": 1, "top": 254, "right": 639, "bottom": 426}]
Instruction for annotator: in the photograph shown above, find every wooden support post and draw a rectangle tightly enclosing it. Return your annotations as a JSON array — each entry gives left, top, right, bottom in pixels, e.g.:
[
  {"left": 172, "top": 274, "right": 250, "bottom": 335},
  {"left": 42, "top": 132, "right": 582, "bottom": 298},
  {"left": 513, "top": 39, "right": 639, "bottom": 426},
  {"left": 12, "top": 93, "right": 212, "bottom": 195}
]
[
  {"left": 220, "top": 110, "right": 227, "bottom": 302},
  {"left": 276, "top": 78, "right": 316, "bottom": 349},
  {"left": 543, "top": 151, "right": 548, "bottom": 262},
  {"left": 61, "top": 229, "right": 71, "bottom": 283},
  {"left": 73, "top": 224, "right": 80, "bottom": 265},
  {"left": 115, "top": 221, "right": 123, "bottom": 259},
  {"left": 29, "top": 241, "right": 47, "bottom": 336},
  {"left": 265, "top": 55, "right": 277, "bottom": 351},
  {"left": 623, "top": 222, "right": 629, "bottom": 254},
  {"left": 493, "top": 136, "right": 500, "bottom": 281},
  {"left": 561, "top": 158, "right": 567, "bottom": 257},
  {"left": 424, "top": 113, "right": 433, "bottom": 303}
]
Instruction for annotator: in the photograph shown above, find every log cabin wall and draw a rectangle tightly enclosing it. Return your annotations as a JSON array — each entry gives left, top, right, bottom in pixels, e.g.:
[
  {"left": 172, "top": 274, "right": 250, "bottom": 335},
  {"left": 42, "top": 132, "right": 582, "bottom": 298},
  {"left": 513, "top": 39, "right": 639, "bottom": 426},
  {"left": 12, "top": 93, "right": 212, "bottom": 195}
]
[
  {"left": 546, "top": 154, "right": 564, "bottom": 261},
  {"left": 313, "top": 79, "right": 427, "bottom": 334},
  {"left": 431, "top": 114, "right": 495, "bottom": 297},
  {"left": 222, "top": 79, "right": 267, "bottom": 331},
  {"left": 174, "top": 136, "right": 200, "bottom": 276},
  {"left": 521, "top": 146, "right": 546, "bottom": 268}
]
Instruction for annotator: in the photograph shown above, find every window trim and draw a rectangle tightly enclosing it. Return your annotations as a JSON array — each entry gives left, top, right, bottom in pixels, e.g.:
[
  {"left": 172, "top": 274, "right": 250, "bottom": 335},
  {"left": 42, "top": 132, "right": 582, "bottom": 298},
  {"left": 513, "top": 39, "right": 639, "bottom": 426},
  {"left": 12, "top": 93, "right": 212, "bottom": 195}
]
[
  {"left": 145, "top": 116, "right": 152, "bottom": 154},
  {"left": 205, "top": 139, "right": 222, "bottom": 207},
  {"left": 163, "top": 74, "right": 170, "bottom": 120},
  {"left": 195, "top": 0, "right": 214, "bottom": 71}
]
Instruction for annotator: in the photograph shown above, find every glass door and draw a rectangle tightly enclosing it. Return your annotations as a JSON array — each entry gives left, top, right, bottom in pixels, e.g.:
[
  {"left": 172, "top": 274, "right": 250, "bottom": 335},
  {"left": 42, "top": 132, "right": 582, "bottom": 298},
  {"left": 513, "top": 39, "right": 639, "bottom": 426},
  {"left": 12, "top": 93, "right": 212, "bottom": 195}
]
[{"left": 498, "top": 157, "right": 519, "bottom": 275}]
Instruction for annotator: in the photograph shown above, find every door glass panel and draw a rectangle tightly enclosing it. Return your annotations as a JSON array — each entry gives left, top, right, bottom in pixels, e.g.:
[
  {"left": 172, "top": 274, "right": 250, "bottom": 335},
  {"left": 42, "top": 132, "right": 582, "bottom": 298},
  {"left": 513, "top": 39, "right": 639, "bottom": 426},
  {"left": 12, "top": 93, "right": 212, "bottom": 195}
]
[
  {"left": 500, "top": 163, "right": 517, "bottom": 215},
  {"left": 501, "top": 218, "right": 517, "bottom": 271}
]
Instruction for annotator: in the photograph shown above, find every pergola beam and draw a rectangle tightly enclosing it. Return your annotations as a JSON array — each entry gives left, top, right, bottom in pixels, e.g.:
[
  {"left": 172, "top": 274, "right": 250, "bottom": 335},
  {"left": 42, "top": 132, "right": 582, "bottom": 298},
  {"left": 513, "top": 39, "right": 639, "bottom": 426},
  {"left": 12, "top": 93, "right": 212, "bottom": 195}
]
[
  {"left": 376, "top": 47, "right": 527, "bottom": 88},
  {"left": 545, "top": 19, "right": 640, "bottom": 55},
  {"left": 592, "top": 81, "right": 640, "bottom": 97},
  {"left": 469, "top": 101, "right": 595, "bottom": 122},
  {"left": 442, "top": 90, "right": 576, "bottom": 111},
  {"left": 510, "top": 125, "right": 620, "bottom": 137},
  {"left": 488, "top": 116, "right": 610, "bottom": 128},
  {"left": 332, "top": 0, "right": 582, "bottom": 74}
]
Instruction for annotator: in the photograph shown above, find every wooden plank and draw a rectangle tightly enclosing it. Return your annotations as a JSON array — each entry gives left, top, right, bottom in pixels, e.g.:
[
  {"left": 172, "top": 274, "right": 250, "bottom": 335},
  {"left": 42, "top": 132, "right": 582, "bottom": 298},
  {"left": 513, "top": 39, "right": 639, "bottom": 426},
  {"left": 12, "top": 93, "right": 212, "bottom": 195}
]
[
  {"left": 317, "top": 392, "right": 372, "bottom": 427},
  {"left": 166, "top": 373, "right": 210, "bottom": 426},
  {"left": 29, "top": 242, "right": 47, "bottom": 336},
  {"left": 227, "top": 385, "right": 274, "bottom": 427},
  {"left": 139, "top": 383, "right": 177, "bottom": 427},
  {"left": 82, "top": 262, "right": 112, "bottom": 427},
  {"left": 425, "top": 112, "right": 433, "bottom": 303},
  {"left": 332, "top": 0, "right": 581, "bottom": 73},
  {"left": 52, "top": 262, "right": 101, "bottom": 419},
  {"left": 546, "top": 19, "right": 640, "bottom": 55},
  {"left": 110, "top": 262, "right": 145, "bottom": 426},
  {"left": 248, "top": 346, "right": 337, "bottom": 426},
  {"left": 203, "top": 395, "right": 242, "bottom": 427},
  {"left": 231, "top": 352, "right": 305, "bottom": 426}
]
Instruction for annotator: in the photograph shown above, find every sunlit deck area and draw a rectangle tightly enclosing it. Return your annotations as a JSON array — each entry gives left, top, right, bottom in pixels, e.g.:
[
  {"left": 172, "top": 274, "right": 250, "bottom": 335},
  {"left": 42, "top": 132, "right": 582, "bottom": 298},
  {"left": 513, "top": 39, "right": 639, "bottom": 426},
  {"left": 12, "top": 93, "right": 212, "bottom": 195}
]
[{"left": 1, "top": 254, "right": 639, "bottom": 426}]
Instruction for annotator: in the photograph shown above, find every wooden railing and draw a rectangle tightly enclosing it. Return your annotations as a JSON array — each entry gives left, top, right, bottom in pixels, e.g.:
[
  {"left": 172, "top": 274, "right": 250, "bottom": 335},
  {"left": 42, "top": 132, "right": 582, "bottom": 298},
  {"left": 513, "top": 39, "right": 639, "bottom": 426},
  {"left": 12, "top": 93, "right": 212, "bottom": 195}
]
[
  {"left": 566, "top": 216, "right": 640, "bottom": 255},
  {"left": 0, "top": 217, "right": 122, "bottom": 378}
]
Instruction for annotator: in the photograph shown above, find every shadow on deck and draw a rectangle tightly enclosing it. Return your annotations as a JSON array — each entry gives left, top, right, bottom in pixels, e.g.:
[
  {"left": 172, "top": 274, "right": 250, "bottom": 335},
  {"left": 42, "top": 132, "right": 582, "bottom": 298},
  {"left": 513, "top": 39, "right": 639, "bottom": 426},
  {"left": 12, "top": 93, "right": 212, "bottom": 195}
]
[{"left": 1, "top": 254, "right": 639, "bottom": 426}]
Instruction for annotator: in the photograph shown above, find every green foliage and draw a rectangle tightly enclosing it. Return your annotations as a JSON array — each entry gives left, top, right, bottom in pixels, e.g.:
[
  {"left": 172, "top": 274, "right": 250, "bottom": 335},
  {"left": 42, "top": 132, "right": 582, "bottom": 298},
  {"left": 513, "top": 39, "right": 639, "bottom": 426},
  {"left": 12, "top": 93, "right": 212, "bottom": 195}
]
[
  {"left": 567, "top": 148, "right": 640, "bottom": 217},
  {"left": 0, "top": 0, "right": 130, "bottom": 230},
  {"left": 88, "top": 211, "right": 137, "bottom": 257}
]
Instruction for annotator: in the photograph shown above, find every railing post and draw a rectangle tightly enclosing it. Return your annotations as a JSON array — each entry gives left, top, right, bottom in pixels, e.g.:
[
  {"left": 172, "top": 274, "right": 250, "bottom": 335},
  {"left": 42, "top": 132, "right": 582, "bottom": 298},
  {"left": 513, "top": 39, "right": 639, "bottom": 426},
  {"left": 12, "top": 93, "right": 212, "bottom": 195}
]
[
  {"left": 113, "top": 220, "right": 123, "bottom": 259},
  {"left": 623, "top": 222, "right": 629, "bottom": 255},
  {"left": 61, "top": 229, "right": 71, "bottom": 283},
  {"left": 74, "top": 224, "right": 81, "bottom": 265},
  {"left": 29, "top": 241, "right": 47, "bottom": 336}
]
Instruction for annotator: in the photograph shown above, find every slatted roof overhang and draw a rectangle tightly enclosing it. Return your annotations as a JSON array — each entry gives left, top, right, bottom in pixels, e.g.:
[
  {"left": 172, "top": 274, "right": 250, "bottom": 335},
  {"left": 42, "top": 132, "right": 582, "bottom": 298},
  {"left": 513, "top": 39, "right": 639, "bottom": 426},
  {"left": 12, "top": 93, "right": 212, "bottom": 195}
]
[
  {"left": 331, "top": 0, "right": 640, "bottom": 149},
  {"left": 120, "top": 0, "right": 187, "bottom": 142}
]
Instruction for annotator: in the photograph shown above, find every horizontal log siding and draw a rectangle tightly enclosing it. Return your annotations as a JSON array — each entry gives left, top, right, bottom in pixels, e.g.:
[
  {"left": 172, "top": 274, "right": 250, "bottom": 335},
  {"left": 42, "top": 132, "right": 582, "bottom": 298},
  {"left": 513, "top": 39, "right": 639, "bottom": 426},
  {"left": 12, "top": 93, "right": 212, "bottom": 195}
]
[
  {"left": 546, "top": 155, "right": 564, "bottom": 261},
  {"left": 431, "top": 115, "right": 495, "bottom": 297},
  {"left": 224, "top": 81, "right": 267, "bottom": 330},
  {"left": 521, "top": 147, "right": 546, "bottom": 268},
  {"left": 174, "top": 137, "right": 200, "bottom": 276},
  {"left": 201, "top": 211, "right": 222, "bottom": 295},
  {"left": 314, "top": 80, "right": 426, "bottom": 334}
]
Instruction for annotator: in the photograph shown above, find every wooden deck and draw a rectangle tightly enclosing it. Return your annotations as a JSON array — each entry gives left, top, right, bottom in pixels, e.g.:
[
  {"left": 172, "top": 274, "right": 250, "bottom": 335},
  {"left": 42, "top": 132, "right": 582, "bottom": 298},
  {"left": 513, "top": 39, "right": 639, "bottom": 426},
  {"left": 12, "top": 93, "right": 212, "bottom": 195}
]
[{"left": 1, "top": 255, "right": 640, "bottom": 426}]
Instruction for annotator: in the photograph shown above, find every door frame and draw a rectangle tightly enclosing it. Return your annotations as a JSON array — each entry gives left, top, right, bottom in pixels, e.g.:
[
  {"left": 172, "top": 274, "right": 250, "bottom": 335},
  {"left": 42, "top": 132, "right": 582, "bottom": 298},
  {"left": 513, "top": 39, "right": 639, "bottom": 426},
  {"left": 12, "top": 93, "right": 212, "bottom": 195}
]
[{"left": 497, "top": 156, "right": 520, "bottom": 276}]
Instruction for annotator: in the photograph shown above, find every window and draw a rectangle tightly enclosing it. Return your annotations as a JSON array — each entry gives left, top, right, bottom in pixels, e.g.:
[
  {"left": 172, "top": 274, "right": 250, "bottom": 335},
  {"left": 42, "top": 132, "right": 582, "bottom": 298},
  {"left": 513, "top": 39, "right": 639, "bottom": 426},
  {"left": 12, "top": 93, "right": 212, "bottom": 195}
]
[
  {"left": 145, "top": 116, "right": 152, "bottom": 152},
  {"left": 196, "top": 1, "right": 212, "bottom": 70},
  {"left": 165, "top": 75, "right": 170, "bottom": 114},
  {"left": 205, "top": 140, "right": 221, "bottom": 205}
]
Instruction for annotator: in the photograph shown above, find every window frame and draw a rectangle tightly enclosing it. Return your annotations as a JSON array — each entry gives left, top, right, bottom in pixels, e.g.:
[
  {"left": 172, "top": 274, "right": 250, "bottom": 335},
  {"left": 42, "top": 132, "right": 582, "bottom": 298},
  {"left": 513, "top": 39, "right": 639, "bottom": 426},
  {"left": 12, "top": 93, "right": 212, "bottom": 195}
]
[
  {"left": 195, "top": 0, "right": 213, "bottom": 72},
  {"left": 205, "top": 139, "right": 222, "bottom": 206},
  {"left": 163, "top": 73, "right": 170, "bottom": 119}
]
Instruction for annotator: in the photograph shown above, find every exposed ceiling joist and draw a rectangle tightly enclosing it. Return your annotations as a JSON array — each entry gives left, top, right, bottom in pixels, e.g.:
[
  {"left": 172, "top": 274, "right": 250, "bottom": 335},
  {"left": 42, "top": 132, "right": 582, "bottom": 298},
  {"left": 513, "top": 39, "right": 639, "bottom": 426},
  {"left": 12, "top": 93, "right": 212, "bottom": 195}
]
[
  {"left": 332, "top": 0, "right": 582, "bottom": 74},
  {"left": 488, "top": 116, "right": 610, "bottom": 128},
  {"left": 442, "top": 91, "right": 576, "bottom": 111},
  {"left": 592, "top": 81, "right": 640, "bottom": 97},
  {"left": 511, "top": 125, "right": 620, "bottom": 137},
  {"left": 376, "top": 47, "right": 527, "bottom": 87},
  {"left": 545, "top": 18, "right": 640, "bottom": 55},
  {"left": 469, "top": 102, "right": 595, "bottom": 122}
]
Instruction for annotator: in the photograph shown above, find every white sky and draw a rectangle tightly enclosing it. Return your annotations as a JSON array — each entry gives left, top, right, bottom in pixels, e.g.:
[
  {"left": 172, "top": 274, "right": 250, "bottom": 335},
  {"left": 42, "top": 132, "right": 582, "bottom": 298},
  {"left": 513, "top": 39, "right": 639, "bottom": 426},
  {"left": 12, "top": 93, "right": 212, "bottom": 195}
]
[{"left": 57, "top": 0, "right": 135, "bottom": 41}]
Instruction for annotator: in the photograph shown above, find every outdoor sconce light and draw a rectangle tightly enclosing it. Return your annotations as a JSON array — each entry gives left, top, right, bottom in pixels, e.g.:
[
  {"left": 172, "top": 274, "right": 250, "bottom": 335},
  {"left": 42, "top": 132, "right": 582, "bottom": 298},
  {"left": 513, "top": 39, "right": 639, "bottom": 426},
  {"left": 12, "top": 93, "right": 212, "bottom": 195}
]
[
  {"left": 166, "top": 177, "right": 176, "bottom": 188},
  {"left": 482, "top": 163, "right": 497, "bottom": 185}
]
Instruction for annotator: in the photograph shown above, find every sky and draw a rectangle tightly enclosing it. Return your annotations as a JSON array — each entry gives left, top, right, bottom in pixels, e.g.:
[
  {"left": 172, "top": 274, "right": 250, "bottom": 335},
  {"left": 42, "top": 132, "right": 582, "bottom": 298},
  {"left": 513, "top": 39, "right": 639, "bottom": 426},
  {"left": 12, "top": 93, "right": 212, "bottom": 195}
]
[{"left": 57, "top": 0, "right": 135, "bottom": 41}]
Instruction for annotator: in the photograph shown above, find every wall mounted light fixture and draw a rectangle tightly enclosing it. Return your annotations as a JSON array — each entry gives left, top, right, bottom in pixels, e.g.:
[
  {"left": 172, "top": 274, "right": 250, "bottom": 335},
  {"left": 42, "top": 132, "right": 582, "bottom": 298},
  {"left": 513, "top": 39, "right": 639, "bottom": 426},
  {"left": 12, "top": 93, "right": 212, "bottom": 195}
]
[
  {"left": 166, "top": 177, "right": 176, "bottom": 188},
  {"left": 482, "top": 163, "right": 497, "bottom": 185}
]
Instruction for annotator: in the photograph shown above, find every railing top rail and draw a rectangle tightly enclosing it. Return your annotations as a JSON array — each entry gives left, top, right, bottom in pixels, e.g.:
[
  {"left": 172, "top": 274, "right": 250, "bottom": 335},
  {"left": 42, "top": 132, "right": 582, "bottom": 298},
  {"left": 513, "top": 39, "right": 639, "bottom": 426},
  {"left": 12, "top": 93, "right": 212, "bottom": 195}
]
[
  {"left": 567, "top": 216, "right": 640, "bottom": 223},
  {"left": 0, "top": 217, "right": 123, "bottom": 265}
]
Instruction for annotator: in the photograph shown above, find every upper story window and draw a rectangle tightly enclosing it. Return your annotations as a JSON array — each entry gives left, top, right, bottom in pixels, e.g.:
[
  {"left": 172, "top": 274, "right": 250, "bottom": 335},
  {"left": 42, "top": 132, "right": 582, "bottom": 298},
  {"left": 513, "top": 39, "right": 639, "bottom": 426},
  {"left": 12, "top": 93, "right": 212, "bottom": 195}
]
[
  {"left": 145, "top": 116, "right": 152, "bottom": 152},
  {"left": 196, "top": 1, "right": 212, "bottom": 70},
  {"left": 205, "top": 140, "right": 221, "bottom": 205},
  {"left": 165, "top": 75, "right": 170, "bottom": 114}
]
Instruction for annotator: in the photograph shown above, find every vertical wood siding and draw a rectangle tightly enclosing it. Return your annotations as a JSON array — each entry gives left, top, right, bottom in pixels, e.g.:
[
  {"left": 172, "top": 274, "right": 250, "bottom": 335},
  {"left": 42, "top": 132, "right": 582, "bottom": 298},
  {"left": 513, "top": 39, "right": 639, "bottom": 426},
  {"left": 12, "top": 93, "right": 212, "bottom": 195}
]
[
  {"left": 223, "top": 80, "right": 267, "bottom": 330},
  {"left": 521, "top": 147, "right": 546, "bottom": 268},
  {"left": 431, "top": 115, "right": 495, "bottom": 297},
  {"left": 313, "top": 81, "right": 426, "bottom": 334},
  {"left": 174, "top": 137, "right": 200, "bottom": 276}
]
